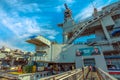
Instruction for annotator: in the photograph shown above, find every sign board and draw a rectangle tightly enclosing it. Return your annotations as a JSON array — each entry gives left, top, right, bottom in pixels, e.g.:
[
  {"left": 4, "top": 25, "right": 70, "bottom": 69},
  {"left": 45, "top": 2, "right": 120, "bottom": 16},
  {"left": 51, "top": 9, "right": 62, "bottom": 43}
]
[{"left": 76, "top": 47, "right": 101, "bottom": 56}]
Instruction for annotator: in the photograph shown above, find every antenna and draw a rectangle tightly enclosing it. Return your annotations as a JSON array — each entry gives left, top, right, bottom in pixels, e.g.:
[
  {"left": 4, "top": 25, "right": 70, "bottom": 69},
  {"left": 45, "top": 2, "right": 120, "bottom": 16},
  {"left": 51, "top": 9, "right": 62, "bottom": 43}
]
[
  {"left": 64, "top": 3, "right": 68, "bottom": 9},
  {"left": 90, "top": 0, "right": 98, "bottom": 16},
  {"left": 90, "top": 0, "right": 95, "bottom": 8}
]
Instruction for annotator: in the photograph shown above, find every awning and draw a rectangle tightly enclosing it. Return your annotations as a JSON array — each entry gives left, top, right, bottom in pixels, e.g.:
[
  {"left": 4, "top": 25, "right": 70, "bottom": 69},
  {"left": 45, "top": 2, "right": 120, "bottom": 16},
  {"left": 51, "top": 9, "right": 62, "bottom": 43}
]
[
  {"left": 112, "top": 28, "right": 120, "bottom": 36},
  {"left": 103, "top": 50, "right": 118, "bottom": 54},
  {"left": 105, "top": 55, "right": 120, "bottom": 59}
]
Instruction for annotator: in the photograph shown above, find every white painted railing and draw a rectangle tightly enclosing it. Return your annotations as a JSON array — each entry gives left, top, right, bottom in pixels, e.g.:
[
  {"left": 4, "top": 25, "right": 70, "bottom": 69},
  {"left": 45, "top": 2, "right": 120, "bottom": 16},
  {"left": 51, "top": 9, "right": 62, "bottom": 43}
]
[
  {"left": 40, "top": 66, "right": 89, "bottom": 80},
  {"left": 0, "top": 71, "right": 52, "bottom": 80},
  {"left": 97, "top": 68, "right": 118, "bottom": 80}
]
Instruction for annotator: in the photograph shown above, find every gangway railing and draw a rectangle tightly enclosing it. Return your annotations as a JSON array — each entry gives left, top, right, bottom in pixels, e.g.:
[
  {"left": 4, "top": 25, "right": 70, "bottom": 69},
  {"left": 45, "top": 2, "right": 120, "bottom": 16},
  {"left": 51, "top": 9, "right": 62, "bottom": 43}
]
[
  {"left": 59, "top": 67, "right": 89, "bottom": 80},
  {"left": 67, "top": 4, "right": 120, "bottom": 44},
  {"left": 97, "top": 68, "right": 118, "bottom": 80},
  {"left": 40, "top": 67, "right": 118, "bottom": 80},
  {"left": 40, "top": 66, "right": 89, "bottom": 80}
]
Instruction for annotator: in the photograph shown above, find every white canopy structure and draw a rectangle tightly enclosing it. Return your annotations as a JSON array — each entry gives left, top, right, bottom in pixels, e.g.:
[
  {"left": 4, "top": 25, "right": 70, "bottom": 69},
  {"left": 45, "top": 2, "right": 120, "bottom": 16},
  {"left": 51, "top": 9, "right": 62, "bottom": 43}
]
[{"left": 26, "top": 35, "right": 51, "bottom": 47}]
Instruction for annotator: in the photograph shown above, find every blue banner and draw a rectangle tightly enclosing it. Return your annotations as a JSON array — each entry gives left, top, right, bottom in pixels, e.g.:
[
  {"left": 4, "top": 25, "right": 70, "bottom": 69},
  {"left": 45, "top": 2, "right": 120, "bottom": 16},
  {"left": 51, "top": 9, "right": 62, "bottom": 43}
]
[{"left": 76, "top": 47, "right": 101, "bottom": 56}]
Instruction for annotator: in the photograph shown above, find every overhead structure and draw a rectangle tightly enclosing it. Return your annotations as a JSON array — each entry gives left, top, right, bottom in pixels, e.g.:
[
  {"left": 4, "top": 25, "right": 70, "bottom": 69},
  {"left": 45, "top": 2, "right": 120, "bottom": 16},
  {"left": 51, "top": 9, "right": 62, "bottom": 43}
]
[
  {"left": 67, "top": 10, "right": 116, "bottom": 44},
  {"left": 26, "top": 35, "right": 51, "bottom": 47},
  {"left": 58, "top": 2, "right": 120, "bottom": 44},
  {"left": 58, "top": 3, "right": 75, "bottom": 43}
]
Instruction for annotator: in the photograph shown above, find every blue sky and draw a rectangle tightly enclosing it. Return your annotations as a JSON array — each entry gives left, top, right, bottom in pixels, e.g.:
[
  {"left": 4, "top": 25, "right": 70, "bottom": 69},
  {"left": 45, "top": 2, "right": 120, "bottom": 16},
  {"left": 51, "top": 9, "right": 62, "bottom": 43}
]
[{"left": 0, "top": 0, "right": 118, "bottom": 51}]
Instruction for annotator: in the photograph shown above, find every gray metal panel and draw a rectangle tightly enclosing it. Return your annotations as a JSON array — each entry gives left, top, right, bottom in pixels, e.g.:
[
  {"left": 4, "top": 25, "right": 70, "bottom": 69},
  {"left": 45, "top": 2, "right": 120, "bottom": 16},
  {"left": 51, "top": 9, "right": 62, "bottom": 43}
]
[
  {"left": 101, "top": 15, "right": 115, "bottom": 27},
  {"left": 94, "top": 55, "right": 108, "bottom": 72},
  {"left": 75, "top": 56, "right": 83, "bottom": 69},
  {"left": 75, "top": 55, "right": 108, "bottom": 72}
]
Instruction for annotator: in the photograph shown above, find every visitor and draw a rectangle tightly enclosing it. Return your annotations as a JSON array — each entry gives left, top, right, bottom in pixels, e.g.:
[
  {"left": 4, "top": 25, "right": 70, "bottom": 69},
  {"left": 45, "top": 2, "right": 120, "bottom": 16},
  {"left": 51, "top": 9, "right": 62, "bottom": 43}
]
[{"left": 89, "top": 65, "right": 92, "bottom": 71}]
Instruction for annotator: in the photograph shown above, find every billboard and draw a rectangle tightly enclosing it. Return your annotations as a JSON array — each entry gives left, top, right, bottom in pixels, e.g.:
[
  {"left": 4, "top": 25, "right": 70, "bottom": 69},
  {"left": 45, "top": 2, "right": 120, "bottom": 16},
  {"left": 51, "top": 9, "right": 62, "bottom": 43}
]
[{"left": 76, "top": 47, "right": 101, "bottom": 56}]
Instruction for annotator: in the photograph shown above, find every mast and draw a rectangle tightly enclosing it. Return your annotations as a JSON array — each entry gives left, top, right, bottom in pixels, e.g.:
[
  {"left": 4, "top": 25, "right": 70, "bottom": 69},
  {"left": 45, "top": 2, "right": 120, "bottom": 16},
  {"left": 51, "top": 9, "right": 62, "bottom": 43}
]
[
  {"left": 64, "top": 3, "right": 68, "bottom": 9},
  {"left": 64, "top": 3, "right": 72, "bottom": 22},
  {"left": 58, "top": 3, "right": 75, "bottom": 43},
  {"left": 90, "top": 0, "right": 98, "bottom": 16}
]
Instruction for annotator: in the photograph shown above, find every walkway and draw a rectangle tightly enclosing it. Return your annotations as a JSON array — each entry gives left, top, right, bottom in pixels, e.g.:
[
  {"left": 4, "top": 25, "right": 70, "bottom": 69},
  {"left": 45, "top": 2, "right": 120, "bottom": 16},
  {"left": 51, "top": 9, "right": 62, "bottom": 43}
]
[{"left": 40, "top": 66, "right": 118, "bottom": 80}]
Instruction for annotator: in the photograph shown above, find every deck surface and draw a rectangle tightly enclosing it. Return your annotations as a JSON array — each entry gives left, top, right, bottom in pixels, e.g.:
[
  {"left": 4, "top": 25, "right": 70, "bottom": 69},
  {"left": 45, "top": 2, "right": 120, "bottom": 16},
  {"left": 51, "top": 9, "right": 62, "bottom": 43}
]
[{"left": 86, "top": 71, "right": 100, "bottom": 80}]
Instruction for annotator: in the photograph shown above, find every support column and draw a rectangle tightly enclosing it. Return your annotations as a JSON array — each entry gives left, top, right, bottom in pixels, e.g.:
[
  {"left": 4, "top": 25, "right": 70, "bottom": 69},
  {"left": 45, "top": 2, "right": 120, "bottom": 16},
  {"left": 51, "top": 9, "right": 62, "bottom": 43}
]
[
  {"left": 101, "top": 24, "right": 111, "bottom": 42},
  {"left": 100, "top": 15, "right": 115, "bottom": 44},
  {"left": 63, "top": 32, "right": 68, "bottom": 43}
]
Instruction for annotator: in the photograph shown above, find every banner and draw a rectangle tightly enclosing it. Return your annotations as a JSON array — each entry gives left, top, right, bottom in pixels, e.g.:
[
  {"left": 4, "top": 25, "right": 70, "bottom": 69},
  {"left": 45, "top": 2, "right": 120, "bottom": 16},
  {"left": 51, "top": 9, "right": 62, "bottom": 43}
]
[{"left": 76, "top": 47, "right": 101, "bottom": 56}]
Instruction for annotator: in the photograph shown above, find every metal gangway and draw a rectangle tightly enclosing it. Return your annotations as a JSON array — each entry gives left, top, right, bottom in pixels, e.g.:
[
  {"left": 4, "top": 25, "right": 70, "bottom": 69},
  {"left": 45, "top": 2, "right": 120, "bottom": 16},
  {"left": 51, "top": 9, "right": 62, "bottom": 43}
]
[
  {"left": 40, "top": 66, "right": 118, "bottom": 80},
  {"left": 67, "top": 4, "right": 120, "bottom": 44}
]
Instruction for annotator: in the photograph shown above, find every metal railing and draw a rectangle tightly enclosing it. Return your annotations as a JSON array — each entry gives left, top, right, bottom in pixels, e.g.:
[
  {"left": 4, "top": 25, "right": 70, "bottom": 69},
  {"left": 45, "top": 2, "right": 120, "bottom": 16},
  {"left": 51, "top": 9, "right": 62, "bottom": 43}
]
[
  {"left": 97, "top": 68, "right": 118, "bottom": 80},
  {"left": 0, "top": 71, "right": 52, "bottom": 80},
  {"left": 40, "top": 67, "right": 118, "bottom": 80},
  {"left": 40, "top": 67, "right": 88, "bottom": 80}
]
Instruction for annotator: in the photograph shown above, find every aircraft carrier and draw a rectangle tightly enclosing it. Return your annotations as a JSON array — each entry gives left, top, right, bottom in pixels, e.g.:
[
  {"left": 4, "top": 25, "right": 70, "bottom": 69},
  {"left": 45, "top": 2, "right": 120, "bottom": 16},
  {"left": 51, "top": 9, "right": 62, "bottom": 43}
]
[{"left": 0, "top": 1, "right": 120, "bottom": 80}]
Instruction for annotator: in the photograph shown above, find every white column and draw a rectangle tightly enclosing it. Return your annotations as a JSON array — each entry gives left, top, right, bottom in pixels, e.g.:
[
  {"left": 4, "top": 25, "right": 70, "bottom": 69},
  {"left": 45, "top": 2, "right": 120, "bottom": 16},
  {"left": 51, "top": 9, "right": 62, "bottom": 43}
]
[{"left": 63, "top": 32, "right": 68, "bottom": 43}]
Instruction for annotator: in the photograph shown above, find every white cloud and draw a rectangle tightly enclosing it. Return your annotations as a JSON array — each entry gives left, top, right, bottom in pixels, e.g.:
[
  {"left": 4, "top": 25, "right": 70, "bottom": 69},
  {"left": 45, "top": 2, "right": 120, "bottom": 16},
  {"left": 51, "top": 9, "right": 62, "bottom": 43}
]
[
  {"left": 56, "top": 0, "right": 75, "bottom": 12},
  {"left": 48, "top": 35, "right": 55, "bottom": 40},
  {"left": 18, "top": 3, "right": 41, "bottom": 13},
  {"left": 0, "top": 4, "right": 59, "bottom": 50},
  {"left": 5, "top": 0, "right": 41, "bottom": 13},
  {"left": 40, "top": 28, "right": 59, "bottom": 37},
  {"left": 56, "top": 5, "right": 64, "bottom": 12},
  {"left": 0, "top": 39, "right": 35, "bottom": 52},
  {"left": 74, "top": 0, "right": 117, "bottom": 21},
  {"left": 59, "top": 0, "right": 75, "bottom": 4},
  {"left": 66, "top": 0, "right": 75, "bottom": 4},
  {"left": 0, "top": 40, "right": 20, "bottom": 50},
  {"left": 0, "top": 9, "right": 58, "bottom": 39},
  {"left": 108, "top": 0, "right": 112, "bottom": 4},
  {"left": 75, "top": 4, "right": 93, "bottom": 21}
]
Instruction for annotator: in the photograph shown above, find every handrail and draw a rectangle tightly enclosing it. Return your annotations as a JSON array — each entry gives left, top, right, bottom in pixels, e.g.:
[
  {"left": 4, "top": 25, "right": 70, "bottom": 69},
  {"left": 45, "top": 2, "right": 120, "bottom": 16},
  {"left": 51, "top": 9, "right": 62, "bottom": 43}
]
[
  {"left": 40, "top": 66, "right": 88, "bottom": 80},
  {"left": 40, "top": 69, "right": 77, "bottom": 80},
  {"left": 40, "top": 67, "right": 118, "bottom": 80},
  {"left": 59, "top": 69, "right": 82, "bottom": 80},
  {"left": 84, "top": 67, "right": 90, "bottom": 79},
  {"left": 59, "top": 67, "right": 88, "bottom": 80},
  {"left": 97, "top": 68, "right": 118, "bottom": 80},
  {"left": 96, "top": 68, "right": 104, "bottom": 80}
]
